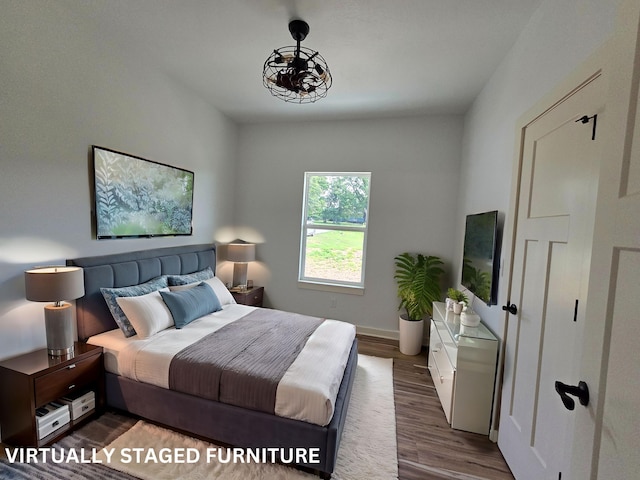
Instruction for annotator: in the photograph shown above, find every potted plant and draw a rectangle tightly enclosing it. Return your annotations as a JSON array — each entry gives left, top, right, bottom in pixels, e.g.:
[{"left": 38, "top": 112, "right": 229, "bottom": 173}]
[
  {"left": 446, "top": 288, "right": 468, "bottom": 314},
  {"left": 394, "top": 252, "right": 444, "bottom": 355}
]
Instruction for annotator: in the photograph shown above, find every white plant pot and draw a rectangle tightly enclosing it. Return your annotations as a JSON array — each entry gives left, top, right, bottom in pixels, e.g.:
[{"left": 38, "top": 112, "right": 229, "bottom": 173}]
[
  {"left": 453, "top": 302, "right": 464, "bottom": 314},
  {"left": 399, "top": 315, "right": 424, "bottom": 355}
]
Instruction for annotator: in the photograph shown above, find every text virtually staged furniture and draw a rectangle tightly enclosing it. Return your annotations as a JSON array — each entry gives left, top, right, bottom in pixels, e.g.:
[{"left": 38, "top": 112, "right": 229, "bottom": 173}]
[
  {"left": 428, "top": 301, "right": 498, "bottom": 435},
  {"left": 0, "top": 342, "right": 104, "bottom": 446},
  {"left": 67, "top": 243, "right": 357, "bottom": 479}
]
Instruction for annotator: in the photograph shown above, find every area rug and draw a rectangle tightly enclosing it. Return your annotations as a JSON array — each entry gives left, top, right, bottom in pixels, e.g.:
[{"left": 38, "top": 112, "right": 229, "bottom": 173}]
[
  {"left": 1, "top": 354, "right": 397, "bottom": 480},
  {"left": 96, "top": 354, "right": 397, "bottom": 480}
]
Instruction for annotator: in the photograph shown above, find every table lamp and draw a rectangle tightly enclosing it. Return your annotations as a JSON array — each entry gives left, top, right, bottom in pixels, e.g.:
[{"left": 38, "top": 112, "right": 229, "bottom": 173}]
[
  {"left": 227, "top": 242, "right": 255, "bottom": 289},
  {"left": 25, "top": 266, "right": 85, "bottom": 356}
]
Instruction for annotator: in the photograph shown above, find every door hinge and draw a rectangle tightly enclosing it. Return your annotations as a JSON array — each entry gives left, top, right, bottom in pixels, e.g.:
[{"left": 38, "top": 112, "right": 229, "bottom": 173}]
[
  {"left": 574, "top": 299, "right": 579, "bottom": 322},
  {"left": 576, "top": 114, "right": 597, "bottom": 140}
]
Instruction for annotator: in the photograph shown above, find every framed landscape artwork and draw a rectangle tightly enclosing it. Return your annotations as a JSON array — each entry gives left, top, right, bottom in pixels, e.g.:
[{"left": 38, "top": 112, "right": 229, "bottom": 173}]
[{"left": 92, "top": 146, "right": 194, "bottom": 239}]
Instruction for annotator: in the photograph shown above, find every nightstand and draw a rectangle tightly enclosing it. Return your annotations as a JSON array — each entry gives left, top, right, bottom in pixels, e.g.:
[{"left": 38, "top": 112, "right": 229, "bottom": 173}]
[
  {"left": 0, "top": 342, "right": 104, "bottom": 446},
  {"left": 230, "top": 286, "right": 264, "bottom": 307}
]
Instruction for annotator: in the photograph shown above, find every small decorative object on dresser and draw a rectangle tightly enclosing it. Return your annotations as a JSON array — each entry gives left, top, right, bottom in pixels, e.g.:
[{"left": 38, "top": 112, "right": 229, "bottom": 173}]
[
  {"left": 229, "top": 285, "right": 264, "bottom": 307},
  {"left": 428, "top": 302, "right": 498, "bottom": 435},
  {"left": 446, "top": 287, "right": 468, "bottom": 315},
  {"left": 0, "top": 343, "right": 104, "bottom": 446},
  {"left": 460, "top": 304, "right": 481, "bottom": 327}
]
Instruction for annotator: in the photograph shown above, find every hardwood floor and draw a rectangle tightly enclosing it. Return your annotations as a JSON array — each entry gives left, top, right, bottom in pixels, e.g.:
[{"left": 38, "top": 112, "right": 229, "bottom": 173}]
[{"left": 357, "top": 334, "right": 514, "bottom": 480}]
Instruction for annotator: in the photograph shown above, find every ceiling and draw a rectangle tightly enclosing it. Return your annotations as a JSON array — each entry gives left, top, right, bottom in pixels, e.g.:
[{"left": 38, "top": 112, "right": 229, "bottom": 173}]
[{"left": 65, "top": 0, "right": 543, "bottom": 123}]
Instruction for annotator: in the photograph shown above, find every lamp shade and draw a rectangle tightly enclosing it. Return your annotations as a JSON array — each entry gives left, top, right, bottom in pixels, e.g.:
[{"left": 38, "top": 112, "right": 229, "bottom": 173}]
[
  {"left": 25, "top": 266, "right": 85, "bottom": 302},
  {"left": 227, "top": 243, "right": 256, "bottom": 263}
]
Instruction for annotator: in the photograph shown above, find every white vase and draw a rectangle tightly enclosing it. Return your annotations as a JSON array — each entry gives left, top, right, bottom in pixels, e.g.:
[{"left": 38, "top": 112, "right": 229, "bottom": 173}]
[
  {"left": 453, "top": 301, "right": 464, "bottom": 314},
  {"left": 399, "top": 315, "right": 424, "bottom": 355}
]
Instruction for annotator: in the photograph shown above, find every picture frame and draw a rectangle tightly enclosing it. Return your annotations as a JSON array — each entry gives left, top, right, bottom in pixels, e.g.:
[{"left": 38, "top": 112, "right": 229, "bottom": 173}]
[{"left": 92, "top": 146, "right": 194, "bottom": 239}]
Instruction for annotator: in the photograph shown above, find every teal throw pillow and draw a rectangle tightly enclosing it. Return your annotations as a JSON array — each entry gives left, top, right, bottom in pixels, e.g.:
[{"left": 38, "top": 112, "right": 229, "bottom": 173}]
[{"left": 160, "top": 282, "right": 222, "bottom": 328}]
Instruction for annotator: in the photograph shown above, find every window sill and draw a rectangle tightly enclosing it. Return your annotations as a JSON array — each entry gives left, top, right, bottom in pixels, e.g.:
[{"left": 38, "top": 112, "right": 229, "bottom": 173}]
[{"left": 297, "top": 281, "right": 365, "bottom": 296}]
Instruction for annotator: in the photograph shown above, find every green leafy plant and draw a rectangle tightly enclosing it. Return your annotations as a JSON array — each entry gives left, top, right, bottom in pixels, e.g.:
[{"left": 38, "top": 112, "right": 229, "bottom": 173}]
[
  {"left": 394, "top": 253, "right": 444, "bottom": 321},
  {"left": 447, "top": 288, "right": 468, "bottom": 303}
]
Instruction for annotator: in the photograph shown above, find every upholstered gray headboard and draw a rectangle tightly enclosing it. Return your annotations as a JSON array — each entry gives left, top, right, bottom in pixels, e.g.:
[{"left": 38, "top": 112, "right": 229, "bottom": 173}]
[{"left": 67, "top": 244, "right": 216, "bottom": 341}]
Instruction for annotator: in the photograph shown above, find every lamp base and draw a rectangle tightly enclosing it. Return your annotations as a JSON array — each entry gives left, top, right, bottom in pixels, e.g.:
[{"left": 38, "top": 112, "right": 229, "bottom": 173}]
[
  {"left": 232, "top": 263, "right": 248, "bottom": 288},
  {"left": 44, "top": 303, "right": 75, "bottom": 356}
]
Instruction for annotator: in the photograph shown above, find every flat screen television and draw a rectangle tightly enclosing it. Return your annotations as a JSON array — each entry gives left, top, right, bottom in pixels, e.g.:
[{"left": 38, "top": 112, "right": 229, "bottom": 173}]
[
  {"left": 461, "top": 210, "right": 500, "bottom": 306},
  {"left": 93, "top": 146, "right": 194, "bottom": 239}
]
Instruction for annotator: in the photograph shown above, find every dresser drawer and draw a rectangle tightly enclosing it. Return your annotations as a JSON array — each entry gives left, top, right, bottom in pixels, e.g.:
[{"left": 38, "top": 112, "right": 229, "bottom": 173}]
[
  {"left": 428, "top": 322, "right": 456, "bottom": 423},
  {"left": 429, "top": 349, "right": 455, "bottom": 423},
  {"left": 35, "top": 354, "right": 101, "bottom": 407}
]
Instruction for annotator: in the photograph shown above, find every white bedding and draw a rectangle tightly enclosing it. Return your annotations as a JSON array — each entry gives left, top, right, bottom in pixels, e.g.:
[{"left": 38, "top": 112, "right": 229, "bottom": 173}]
[{"left": 88, "top": 304, "right": 356, "bottom": 426}]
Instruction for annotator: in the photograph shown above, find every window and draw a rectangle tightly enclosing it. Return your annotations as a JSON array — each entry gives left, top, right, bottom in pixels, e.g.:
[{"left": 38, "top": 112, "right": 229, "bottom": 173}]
[{"left": 299, "top": 172, "right": 371, "bottom": 291}]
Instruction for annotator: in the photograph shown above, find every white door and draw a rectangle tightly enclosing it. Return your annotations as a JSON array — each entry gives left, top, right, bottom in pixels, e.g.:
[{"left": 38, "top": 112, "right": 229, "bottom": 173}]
[{"left": 498, "top": 73, "right": 604, "bottom": 480}]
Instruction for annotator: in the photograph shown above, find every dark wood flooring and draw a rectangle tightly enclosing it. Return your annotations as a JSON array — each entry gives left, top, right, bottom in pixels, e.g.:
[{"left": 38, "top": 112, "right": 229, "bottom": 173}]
[{"left": 357, "top": 334, "right": 514, "bottom": 480}]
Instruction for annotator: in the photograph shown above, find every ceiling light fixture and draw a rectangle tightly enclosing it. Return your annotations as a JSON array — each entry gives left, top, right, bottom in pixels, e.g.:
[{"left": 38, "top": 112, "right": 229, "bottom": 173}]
[{"left": 263, "top": 19, "right": 332, "bottom": 104}]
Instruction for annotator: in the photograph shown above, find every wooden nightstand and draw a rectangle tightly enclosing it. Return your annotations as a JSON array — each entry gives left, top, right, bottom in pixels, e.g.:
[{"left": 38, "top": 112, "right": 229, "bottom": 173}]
[
  {"left": 230, "top": 286, "right": 264, "bottom": 307},
  {"left": 0, "top": 342, "right": 104, "bottom": 446}
]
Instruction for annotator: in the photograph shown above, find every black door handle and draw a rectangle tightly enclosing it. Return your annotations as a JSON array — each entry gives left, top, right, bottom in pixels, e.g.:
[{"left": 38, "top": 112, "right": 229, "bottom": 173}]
[
  {"left": 502, "top": 302, "right": 518, "bottom": 315},
  {"left": 555, "top": 380, "right": 589, "bottom": 410}
]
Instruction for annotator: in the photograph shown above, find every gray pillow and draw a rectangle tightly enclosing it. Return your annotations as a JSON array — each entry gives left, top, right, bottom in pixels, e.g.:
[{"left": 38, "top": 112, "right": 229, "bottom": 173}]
[
  {"left": 166, "top": 267, "right": 214, "bottom": 286},
  {"left": 160, "top": 282, "right": 222, "bottom": 329},
  {"left": 100, "top": 276, "right": 168, "bottom": 337}
]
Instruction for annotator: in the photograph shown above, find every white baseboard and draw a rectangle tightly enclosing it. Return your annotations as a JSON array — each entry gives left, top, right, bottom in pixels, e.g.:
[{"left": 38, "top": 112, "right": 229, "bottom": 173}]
[
  {"left": 356, "top": 325, "right": 431, "bottom": 347},
  {"left": 356, "top": 325, "right": 399, "bottom": 341}
]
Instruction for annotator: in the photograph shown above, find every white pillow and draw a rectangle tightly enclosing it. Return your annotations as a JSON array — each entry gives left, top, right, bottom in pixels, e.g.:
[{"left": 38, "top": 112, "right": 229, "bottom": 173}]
[
  {"left": 169, "top": 276, "right": 236, "bottom": 305},
  {"left": 116, "top": 288, "right": 174, "bottom": 339}
]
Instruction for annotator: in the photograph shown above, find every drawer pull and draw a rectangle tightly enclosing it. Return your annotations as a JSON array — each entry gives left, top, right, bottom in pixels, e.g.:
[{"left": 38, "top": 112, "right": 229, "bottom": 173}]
[
  {"left": 67, "top": 364, "right": 76, "bottom": 369},
  {"left": 52, "top": 420, "right": 59, "bottom": 427},
  {"left": 68, "top": 384, "right": 76, "bottom": 390}
]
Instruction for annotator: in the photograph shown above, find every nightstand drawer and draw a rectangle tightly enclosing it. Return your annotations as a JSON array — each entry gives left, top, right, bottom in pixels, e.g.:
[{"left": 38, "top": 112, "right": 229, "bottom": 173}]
[
  {"left": 231, "top": 286, "right": 264, "bottom": 307},
  {"left": 244, "top": 289, "right": 263, "bottom": 306},
  {"left": 35, "top": 354, "right": 101, "bottom": 406}
]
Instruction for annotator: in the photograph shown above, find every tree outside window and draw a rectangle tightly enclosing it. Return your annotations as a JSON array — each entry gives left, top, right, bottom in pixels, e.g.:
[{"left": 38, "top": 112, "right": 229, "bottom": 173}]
[{"left": 299, "top": 172, "right": 371, "bottom": 289}]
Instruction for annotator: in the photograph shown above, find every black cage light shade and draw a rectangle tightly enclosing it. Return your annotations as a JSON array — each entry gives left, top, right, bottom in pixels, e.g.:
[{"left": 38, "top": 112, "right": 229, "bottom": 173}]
[{"left": 263, "top": 19, "right": 332, "bottom": 103}]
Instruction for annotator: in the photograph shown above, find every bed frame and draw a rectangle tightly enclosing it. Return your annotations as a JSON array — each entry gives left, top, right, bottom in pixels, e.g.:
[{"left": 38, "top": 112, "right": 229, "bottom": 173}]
[{"left": 67, "top": 243, "right": 357, "bottom": 479}]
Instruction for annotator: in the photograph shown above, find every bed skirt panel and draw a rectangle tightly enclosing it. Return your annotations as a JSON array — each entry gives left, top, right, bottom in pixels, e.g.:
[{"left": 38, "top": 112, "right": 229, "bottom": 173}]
[{"left": 105, "top": 338, "right": 358, "bottom": 476}]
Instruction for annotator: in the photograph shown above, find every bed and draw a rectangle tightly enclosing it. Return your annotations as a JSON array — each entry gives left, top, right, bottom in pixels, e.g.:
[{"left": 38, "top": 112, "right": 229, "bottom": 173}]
[{"left": 67, "top": 243, "right": 358, "bottom": 479}]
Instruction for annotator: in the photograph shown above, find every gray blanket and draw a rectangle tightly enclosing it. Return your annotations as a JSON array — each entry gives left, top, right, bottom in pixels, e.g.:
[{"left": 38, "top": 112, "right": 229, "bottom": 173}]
[{"left": 168, "top": 308, "right": 325, "bottom": 413}]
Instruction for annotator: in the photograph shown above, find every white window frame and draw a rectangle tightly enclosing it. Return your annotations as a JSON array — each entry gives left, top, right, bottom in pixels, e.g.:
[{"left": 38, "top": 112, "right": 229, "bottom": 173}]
[{"left": 298, "top": 172, "right": 371, "bottom": 294}]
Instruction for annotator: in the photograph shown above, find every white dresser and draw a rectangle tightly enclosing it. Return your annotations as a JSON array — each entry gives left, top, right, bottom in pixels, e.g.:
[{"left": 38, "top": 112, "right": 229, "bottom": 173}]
[{"left": 428, "top": 301, "right": 498, "bottom": 435}]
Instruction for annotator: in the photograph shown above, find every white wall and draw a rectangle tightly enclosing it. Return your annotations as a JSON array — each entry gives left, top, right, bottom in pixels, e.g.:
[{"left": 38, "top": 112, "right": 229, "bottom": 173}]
[
  {"left": 0, "top": 1, "right": 238, "bottom": 360},
  {"left": 234, "top": 116, "right": 463, "bottom": 335},
  {"left": 454, "top": 0, "right": 621, "bottom": 337}
]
